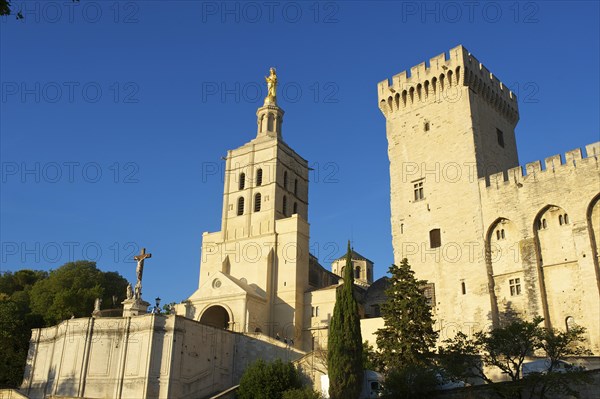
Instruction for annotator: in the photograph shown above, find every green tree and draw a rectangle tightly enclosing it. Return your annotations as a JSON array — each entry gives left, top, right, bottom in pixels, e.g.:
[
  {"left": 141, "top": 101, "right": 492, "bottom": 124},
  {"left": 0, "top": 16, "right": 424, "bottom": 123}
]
[
  {"left": 282, "top": 388, "right": 323, "bottom": 399},
  {"left": 237, "top": 359, "right": 302, "bottom": 399},
  {"left": 0, "top": 299, "right": 29, "bottom": 387},
  {"left": 327, "top": 242, "right": 364, "bottom": 399},
  {"left": 0, "top": 261, "right": 128, "bottom": 386},
  {"left": 375, "top": 258, "right": 438, "bottom": 370},
  {"left": 29, "top": 260, "right": 127, "bottom": 325},
  {"left": 439, "top": 317, "right": 591, "bottom": 399}
]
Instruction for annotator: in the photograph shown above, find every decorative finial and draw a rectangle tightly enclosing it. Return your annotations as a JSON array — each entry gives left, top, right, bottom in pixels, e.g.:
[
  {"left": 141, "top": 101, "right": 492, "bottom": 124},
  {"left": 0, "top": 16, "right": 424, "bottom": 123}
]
[{"left": 264, "top": 67, "right": 278, "bottom": 106}]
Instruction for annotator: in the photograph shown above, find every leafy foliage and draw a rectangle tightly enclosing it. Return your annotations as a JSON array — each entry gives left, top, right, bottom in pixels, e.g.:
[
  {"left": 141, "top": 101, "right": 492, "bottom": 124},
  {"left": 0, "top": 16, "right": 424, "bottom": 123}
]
[
  {"left": 237, "top": 359, "right": 303, "bottom": 399},
  {"left": 327, "top": 242, "right": 363, "bottom": 399},
  {"left": 439, "top": 317, "right": 591, "bottom": 398},
  {"left": 0, "top": 261, "right": 128, "bottom": 387},
  {"left": 375, "top": 258, "right": 438, "bottom": 370},
  {"left": 281, "top": 387, "right": 323, "bottom": 399},
  {"left": 381, "top": 364, "right": 439, "bottom": 399},
  {"left": 29, "top": 261, "right": 127, "bottom": 325}
]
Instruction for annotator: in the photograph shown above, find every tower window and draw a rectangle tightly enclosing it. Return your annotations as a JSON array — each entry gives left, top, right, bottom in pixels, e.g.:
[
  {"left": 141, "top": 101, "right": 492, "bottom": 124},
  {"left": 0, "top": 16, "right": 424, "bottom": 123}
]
[
  {"left": 424, "top": 121, "right": 430, "bottom": 132},
  {"left": 283, "top": 171, "right": 288, "bottom": 189},
  {"left": 293, "top": 202, "right": 298, "bottom": 214},
  {"left": 429, "top": 228, "right": 441, "bottom": 249},
  {"left": 237, "top": 197, "right": 245, "bottom": 216},
  {"left": 355, "top": 266, "right": 361, "bottom": 279},
  {"left": 496, "top": 229, "right": 505, "bottom": 240},
  {"left": 564, "top": 214, "right": 569, "bottom": 224},
  {"left": 509, "top": 278, "right": 521, "bottom": 296},
  {"left": 239, "top": 173, "right": 246, "bottom": 190},
  {"left": 256, "top": 168, "right": 263, "bottom": 186},
  {"left": 497, "top": 128, "right": 505, "bottom": 148},
  {"left": 315, "top": 306, "right": 319, "bottom": 317},
  {"left": 282, "top": 195, "right": 287, "bottom": 216},
  {"left": 559, "top": 215, "right": 563, "bottom": 225},
  {"left": 294, "top": 179, "right": 298, "bottom": 195},
  {"left": 414, "top": 180, "right": 424, "bottom": 201},
  {"left": 461, "top": 281, "right": 466, "bottom": 295},
  {"left": 254, "top": 193, "right": 261, "bottom": 212},
  {"left": 422, "top": 283, "right": 435, "bottom": 306}
]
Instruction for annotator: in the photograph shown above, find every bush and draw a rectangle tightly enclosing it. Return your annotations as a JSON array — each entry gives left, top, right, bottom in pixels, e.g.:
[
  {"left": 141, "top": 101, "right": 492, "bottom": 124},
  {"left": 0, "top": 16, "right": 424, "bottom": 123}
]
[
  {"left": 382, "top": 365, "right": 439, "bottom": 399},
  {"left": 282, "top": 387, "right": 323, "bottom": 399},
  {"left": 237, "top": 359, "right": 302, "bottom": 399}
]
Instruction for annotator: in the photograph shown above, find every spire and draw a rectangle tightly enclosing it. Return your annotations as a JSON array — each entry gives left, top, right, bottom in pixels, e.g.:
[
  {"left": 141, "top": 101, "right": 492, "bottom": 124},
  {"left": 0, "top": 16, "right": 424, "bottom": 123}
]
[{"left": 256, "top": 67, "right": 284, "bottom": 139}]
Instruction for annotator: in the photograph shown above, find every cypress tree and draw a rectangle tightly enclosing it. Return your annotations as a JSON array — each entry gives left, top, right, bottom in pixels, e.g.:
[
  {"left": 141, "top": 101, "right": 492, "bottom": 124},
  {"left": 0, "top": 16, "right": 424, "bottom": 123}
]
[
  {"left": 375, "top": 258, "right": 438, "bottom": 370},
  {"left": 327, "top": 242, "right": 363, "bottom": 399}
]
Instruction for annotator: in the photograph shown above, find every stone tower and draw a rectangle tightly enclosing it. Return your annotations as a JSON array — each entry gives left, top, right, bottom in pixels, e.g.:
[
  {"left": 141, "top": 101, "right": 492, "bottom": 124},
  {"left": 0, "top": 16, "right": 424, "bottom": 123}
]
[
  {"left": 181, "top": 69, "right": 311, "bottom": 345},
  {"left": 377, "top": 45, "right": 521, "bottom": 332}
]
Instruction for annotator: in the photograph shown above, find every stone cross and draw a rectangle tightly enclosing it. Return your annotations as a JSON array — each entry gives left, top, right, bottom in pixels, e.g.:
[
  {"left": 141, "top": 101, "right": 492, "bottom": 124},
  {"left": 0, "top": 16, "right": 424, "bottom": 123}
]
[{"left": 134, "top": 247, "right": 152, "bottom": 298}]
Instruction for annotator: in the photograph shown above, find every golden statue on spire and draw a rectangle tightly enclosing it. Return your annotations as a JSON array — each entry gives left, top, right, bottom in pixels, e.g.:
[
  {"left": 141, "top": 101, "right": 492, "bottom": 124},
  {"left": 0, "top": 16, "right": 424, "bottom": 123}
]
[{"left": 264, "top": 67, "right": 278, "bottom": 106}]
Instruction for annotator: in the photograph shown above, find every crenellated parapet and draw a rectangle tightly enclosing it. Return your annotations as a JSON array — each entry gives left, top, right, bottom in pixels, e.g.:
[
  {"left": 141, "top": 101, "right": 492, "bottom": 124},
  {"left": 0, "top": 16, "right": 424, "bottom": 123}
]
[
  {"left": 480, "top": 142, "right": 600, "bottom": 191},
  {"left": 377, "top": 45, "right": 519, "bottom": 124}
]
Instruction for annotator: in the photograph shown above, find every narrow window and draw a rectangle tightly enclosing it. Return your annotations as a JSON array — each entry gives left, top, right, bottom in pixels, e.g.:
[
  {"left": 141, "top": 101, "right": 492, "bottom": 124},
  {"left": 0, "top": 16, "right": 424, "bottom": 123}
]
[
  {"left": 311, "top": 306, "right": 315, "bottom": 317},
  {"left": 283, "top": 171, "right": 288, "bottom": 189},
  {"left": 256, "top": 168, "right": 263, "bottom": 186},
  {"left": 497, "top": 128, "right": 505, "bottom": 148},
  {"left": 315, "top": 306, "right": 319, "bottom": 317},
  {"left": 341, "top": 266, "right": 345, "bottom": 276},
  {"left": 509, "top": 278, "right": 522, "bottom": 296},
  {"left": 293, "top": 202, "right": 298, "bottom": 214},
  {"left": 424, "top": 121, "right": 430, "bottom": 132},
  {"left": 400, "top": 223, "right": 404, "bottom": 234},
  {"left": 239, "top": 173, "right": 246, "bottom": 190},
  {"left": 461, "top": 281, "right": 466, "bottom": 295},
  {"left": 355, "top": 266, "right": 361, "bottom": 279},
  {"left": 496, "top": 230, "right": 501, "bottom": 240},
  {"left": 564, "top": 214, "right": 569, "bottom": 224},
  {"left": 542, "top": 218, "right": 547, "bottom": 229},
  {"left": 501, "top": 229, "right": 505, "bottom": 239},
  {"left": 373, "top": 304, "right": 381, "bottom": 317},
  {"left": 559, "top": 215, "right": 563, "bottom": 225},
  {"left": 413, "top": 180, "right": 424, "bottom": 201},
  {"left": 237, "top": 197, "right": 244, "bottom": 216},
  {"left": 254, "top": 193, "right": 261, "bottom": 212},
  {"left": 282, "top": 195, "right": 287, "bottom": 216},
  {"left": 429, "top": 228, "right": 441, "bottom": 249},
  {"left": 294, "top": 179, "right": 298, "bottom": 195}
]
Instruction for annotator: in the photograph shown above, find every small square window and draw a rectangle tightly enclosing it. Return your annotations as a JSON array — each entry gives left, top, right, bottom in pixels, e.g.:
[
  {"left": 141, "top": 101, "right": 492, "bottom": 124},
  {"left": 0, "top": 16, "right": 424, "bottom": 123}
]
[{"left": 509, "top": 278, "right": 521, "bottom": 296}]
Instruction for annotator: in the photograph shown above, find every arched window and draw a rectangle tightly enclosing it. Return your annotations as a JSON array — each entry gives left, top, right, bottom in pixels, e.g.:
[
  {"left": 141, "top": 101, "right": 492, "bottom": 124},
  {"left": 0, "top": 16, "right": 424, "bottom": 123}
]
[
  {"left": 283, "top": 171, "right": 288, "bottom": 189},
  {"left": 239, "top": 173, "right": 245, "bottom": 190},
  {"left": 341, "top": 266, "right": 345, "bottom": 276},
  {"left": 564, "top": 214, "right": 569, "bottom": 224},
  {"left": 293, "top": 202, "right": 298, "bottom": 214},
  {"left": 294, "top": 179, "right": 298, "bottom": 195},
  {"left": 355, "top": 266, "right": 361, "bottom": 279},
  {"left": 256, "top": 168, "right": 263, "bottom": 186},
  {"left": 559, "top": 215, "right": 564, "bottom": 225},
  {"left": 282, "top": 195, "right": 287, "bottom": 216},
  {"left": 542, "top": 218, "right": 547, "bottom": 229},
  {"left": 501, "top": 229, "right": 505, "bottom": 239},
  {"left": 237, "top": 197, "right": 244, "bottom": 216},
  {"left": 496, "top": 230, "right": 500, "bottom": 240},
  {"left": 254, "top": 193, "right": 261, "bottom": 212}
]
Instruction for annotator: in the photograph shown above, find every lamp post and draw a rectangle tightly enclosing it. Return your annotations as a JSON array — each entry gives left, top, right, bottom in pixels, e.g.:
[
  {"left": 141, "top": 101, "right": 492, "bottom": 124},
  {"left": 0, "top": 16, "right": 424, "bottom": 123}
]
[{"left": 155, "top": 297, "right": 161, "bottom": 314}]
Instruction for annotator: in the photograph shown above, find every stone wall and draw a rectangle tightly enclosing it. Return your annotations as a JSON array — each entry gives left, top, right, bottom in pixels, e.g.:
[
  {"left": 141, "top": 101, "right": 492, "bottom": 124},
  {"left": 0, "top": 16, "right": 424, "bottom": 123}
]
[{"left": 19, "top": 314, "right": 303, "bottom": 399}]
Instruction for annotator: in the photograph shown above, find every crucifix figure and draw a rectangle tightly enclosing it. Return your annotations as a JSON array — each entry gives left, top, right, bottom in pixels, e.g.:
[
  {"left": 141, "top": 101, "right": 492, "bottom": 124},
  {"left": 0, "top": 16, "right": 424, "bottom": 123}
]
[{"left": 134, "top": 248, "right": 152, "bottom": 298}]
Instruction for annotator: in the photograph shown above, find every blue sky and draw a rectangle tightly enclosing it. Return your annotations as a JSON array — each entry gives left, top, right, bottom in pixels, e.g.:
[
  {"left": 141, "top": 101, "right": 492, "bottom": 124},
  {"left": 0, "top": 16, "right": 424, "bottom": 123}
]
[{"left": 1, "top": 1, "right": 599, "bottom": 305}]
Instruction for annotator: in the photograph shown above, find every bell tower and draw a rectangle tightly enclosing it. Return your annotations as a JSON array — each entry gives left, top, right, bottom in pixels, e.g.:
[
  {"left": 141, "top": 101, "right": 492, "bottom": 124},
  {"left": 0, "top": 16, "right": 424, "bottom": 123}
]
[{"left": 184, "top": 68, "right": 311, "bottom": 348}]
